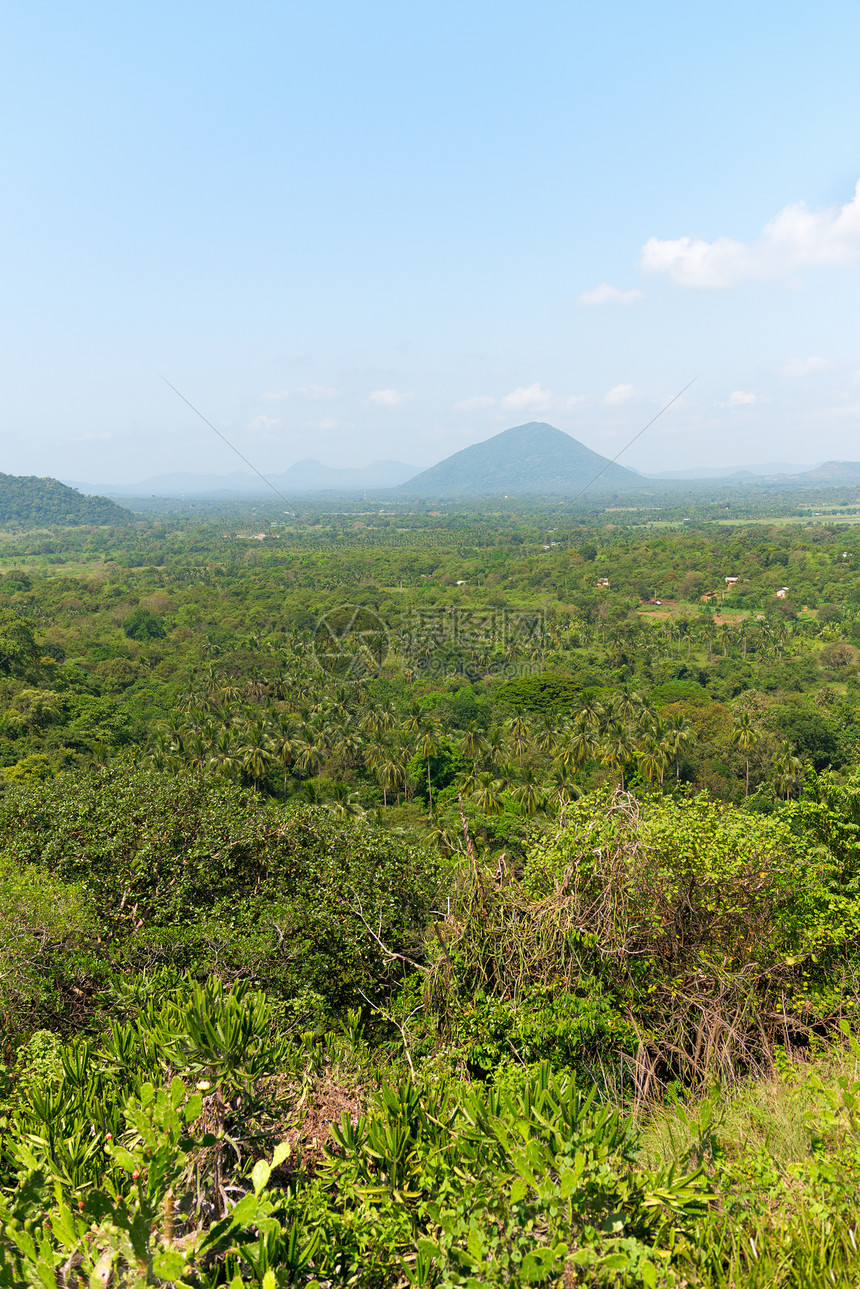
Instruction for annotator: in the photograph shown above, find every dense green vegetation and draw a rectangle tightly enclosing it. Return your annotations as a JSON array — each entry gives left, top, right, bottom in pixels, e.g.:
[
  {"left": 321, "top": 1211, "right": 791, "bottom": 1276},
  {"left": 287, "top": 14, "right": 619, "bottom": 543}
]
[
  {"left": 4, "top": 499, "right": 860, "bottom": 1285},
  {"left": 0, "top": 473, "right": 132, "bottom": 529}
]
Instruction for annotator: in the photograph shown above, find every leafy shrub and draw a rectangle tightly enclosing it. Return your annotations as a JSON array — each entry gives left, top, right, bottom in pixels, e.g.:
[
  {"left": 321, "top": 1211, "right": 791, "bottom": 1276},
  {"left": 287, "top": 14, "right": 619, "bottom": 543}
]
[
  {"left": 652, "top": 680, "right": 710, "bottom": 705},
  {"left": 442, "top": 982, "right": 637, "bottom": 1077},
  {"left": 122, "top": 607, "right": 166, "bottom": 641},
  {"left": 300, "top": 1062, "right": 707, "bottom": 1286},
  {"left": 0, "top": 766, "right": 437, "bottom": 1017},
  {"left": 423, "top": 790, "right": 860, "bottom": 1088},
  {"left": 0, "top": 856, "right": 93, "bottom": 1039}
]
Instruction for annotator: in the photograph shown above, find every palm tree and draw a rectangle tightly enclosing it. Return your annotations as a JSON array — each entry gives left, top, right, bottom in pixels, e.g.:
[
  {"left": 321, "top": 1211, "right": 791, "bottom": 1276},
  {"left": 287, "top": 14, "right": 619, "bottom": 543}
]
[
  {"left": 327, "top": 786, "right": 366, "bottom": 818},
  {"left": 184, "top": 732, "right": 208, "bottom": 773},
  {"left": 637, "top": 738, "right": 669, "bottom": 789},
  {"left": 534, "top": 715, "right": 558, "bottom": 756},
  {"left": 146, "top": 730, "right": 171, "bottom": 772},
  {"left": 242, "top": 742, "right": 272, "bottom": 793},
  {"left": 773, "top": 746, "right": 804, "bottom": 801},
  {"left": 577, "top": 698, "right": 604, "bottom": 732},
  {"left": 730, "top": 710, "right": 758, "bottom": 797},
  {"left": 600, "top": 722, "right": 635, "bottom": 790},
  {"left": 271, "top": 719, "right": 298, "bottom": 802},
  {"left": 333, "top": 730, "right": 362, "bottom": 773},
  {"left": 548, "top": 764, "right": 580, "bottom": 823},
  {"left": 457, "top": 722, "right": 488, "bottom": 763},
  {"left": 471, "top": 771, "right": 505, "bottom": 816},
  {"left": 482, "top": 727, "right": 506, "bottom": 766},
  {"left": 295, "top": 737, "right": 325, "bottom": 795},
  {"left": 556, "top": 723, "right": 595, "bottom": 775},
  {"left": 358, "top": 709, "right": 382, "bottom": 740},
  {"left": 664, "top": 713, "right": 695, "bottom": 783},
  {"left": 416, "top": 720, "right": 444, "bottom": 810},
  {"left": 208, "top": 729, "right": 241, "bottom": 782},
  {"left": 381, "top": 750, "right": 409, "bottom": 806},
  {"left": 505, "top": 720, "right": 532, "bottom": 765},
  {"left": 512, "top": 767, "right": 545, "bottom": 817},
  {"left": 615, "top": 689, "right": 646, "bottom": 726}
]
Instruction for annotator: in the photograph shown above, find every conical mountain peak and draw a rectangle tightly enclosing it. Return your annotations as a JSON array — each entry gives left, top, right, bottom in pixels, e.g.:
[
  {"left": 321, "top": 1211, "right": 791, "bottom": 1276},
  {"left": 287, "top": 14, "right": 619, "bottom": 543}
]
[{"left": 401, "top": 422, "right": 640, "bottom": 496}]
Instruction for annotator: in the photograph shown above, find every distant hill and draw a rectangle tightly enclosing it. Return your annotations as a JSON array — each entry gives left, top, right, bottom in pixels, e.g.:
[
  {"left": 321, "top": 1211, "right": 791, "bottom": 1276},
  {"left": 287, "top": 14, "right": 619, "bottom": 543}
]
[
  {"left": 649, "top": 462, "right": 818, "bottom": 480},
  {"left": 400, "top": 422, "right": 641, "bottom": 497},
  {"left": 0, "top": 474, "right": 132, "bottom": 528},
  {"left": 789, "top": 461, "right": 860, "bottom": 485},
  {"left": 69, "top": 458, "right": 421, "bottom": 498}
]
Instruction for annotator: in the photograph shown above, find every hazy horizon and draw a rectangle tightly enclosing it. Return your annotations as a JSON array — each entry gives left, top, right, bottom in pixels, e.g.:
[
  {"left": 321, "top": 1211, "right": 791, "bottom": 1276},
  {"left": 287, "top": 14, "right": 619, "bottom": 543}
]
[{"left": 3, "top": 1, "right": 859, "bottom": 485}]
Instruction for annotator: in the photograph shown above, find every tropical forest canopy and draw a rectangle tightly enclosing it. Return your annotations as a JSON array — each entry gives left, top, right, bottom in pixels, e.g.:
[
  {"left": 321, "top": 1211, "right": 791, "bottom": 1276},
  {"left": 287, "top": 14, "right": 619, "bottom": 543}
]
[
  {"left": 5, "top": 492, "right": 860, "bottom": 1285},
  {"left": 0, "top": 472, "right": 133, "bottom": 529}
]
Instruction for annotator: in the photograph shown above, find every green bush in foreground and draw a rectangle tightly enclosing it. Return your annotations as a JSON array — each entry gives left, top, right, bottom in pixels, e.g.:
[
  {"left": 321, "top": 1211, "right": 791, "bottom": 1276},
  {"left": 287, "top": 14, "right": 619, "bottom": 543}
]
[
  {"left": 0, "top": 975, "right": 708, "bottom": 1288},
  {"left": 0, "top": 766, "right": 437, "bottom": 1029},
  {"left": 4, "top": 976, "right": 860, "bottom": 1286},
  {"left": 421, "top": 788, "right": 860, "bottom": 1088}
]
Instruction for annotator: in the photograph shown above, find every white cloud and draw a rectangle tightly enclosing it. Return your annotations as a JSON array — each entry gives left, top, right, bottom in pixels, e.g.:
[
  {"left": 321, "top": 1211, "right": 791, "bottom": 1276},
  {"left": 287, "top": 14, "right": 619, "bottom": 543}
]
[
  {"left": 501, "top": 382, "right": 554, "bottom": 411},
  {"left": 718, "top": 390, "right": 768, "bottom": 408},
  {"left": 260, "top": 390, "right": 291, "bottom": 402},
  {"left": 578, "top": 282, "right": 644, "bottom": 306},
  {"left": 456, "top": 389, "right": 584, "bottom": 413},
  {"left": 298, "top": 384, "right": 338, "bottom": 398},
  {"left": 779, "top": 356, "right": 836, "bottom": 377},
  {"left": 245, "top": 414, "right": 281, "bottom": 433},
  {"left": 641, "top": 179, "right": 860, "bottom": 288},
  {"left": 370, "top": 388, "right": 413, "bottom": 407},
  {"left": 455, "top": 394, "right": 497, "bottom": 411},
  {"left": 603, "top": 384, "right": 635, "bottom": 406}
]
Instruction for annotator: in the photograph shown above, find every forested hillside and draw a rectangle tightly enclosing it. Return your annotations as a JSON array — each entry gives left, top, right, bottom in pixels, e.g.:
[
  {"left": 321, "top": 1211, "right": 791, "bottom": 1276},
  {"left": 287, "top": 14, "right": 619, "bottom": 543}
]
[
  {"left": 3, "top": 501, "right": 860, "bottom": 1286},
  {"left": 0, "top": 472, "right": 132, "bottom": 528}
]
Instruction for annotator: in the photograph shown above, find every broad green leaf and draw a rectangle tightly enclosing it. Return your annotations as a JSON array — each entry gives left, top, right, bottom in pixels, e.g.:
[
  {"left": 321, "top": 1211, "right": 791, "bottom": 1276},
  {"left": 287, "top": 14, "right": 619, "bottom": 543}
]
[
  {"left": 184, "top": 1093, "right": 203, "bottom": 1122},
  {"left": 229, "top": 1192, "right": 264, "bottom": 1224},
  {"left": 152, "top": 1248, "right": 187, "bottom": 1280},
  {"left": 271, "top": 1140, "right": 291, "bottom": 1169},
  {"left": 109, "top": 1146, "right": 138, "bottom": 1172},
  {"left": 252, "top": 1159, "right": 272, "bottom": 1193},
  {"left": 600, "top": 1252, "right": 629, "bottom": 1271}
]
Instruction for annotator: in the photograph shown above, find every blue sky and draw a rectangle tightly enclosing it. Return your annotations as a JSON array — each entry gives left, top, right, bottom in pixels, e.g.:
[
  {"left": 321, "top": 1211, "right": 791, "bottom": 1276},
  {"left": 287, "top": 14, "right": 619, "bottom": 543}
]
[{"left": 3, "top": 0, "right": 860, "bottom": 482}]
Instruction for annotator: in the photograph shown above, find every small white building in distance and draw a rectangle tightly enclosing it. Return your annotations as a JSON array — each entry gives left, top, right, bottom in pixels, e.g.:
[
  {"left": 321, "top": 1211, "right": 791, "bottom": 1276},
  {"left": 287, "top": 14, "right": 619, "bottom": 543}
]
[
  {"left": 725, "top": 576, "right": 738, "bottom": 585},
  {"left": 776, "top": 587, "right": 789, "bottom": 599}
]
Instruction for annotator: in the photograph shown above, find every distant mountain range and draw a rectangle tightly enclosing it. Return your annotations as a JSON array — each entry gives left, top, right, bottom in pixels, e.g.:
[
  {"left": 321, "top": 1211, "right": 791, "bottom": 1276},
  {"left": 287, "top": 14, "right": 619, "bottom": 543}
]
[
  {"left": 401, "top": 422, "right": 640, "bottom": 496},
  {"left": 67, "top": 458, "right": 421, "bottom": 498},
  {"left": 648, "top": 462, "right": 818, "bottom": 480},
  {"left": 57, "top": 427, "right": 860, "bottom": 502}
]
